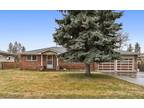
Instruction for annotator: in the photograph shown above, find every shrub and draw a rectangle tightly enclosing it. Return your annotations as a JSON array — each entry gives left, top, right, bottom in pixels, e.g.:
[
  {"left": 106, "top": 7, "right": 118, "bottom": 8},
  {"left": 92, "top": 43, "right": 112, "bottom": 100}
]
[{"left": 138, "top": 62, "right": 144, "bottom": 72}]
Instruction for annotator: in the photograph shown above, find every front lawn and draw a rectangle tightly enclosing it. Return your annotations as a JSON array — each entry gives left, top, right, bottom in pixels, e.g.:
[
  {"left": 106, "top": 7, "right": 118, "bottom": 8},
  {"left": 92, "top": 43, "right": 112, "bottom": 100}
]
[{"left": 0, "top": 69, "right": 144, "bottom": 98}]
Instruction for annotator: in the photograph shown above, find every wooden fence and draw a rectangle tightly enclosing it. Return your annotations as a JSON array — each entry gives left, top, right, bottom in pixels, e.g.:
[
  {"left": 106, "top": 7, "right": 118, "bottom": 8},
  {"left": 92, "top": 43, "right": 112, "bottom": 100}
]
[{"left": 0, "top": 62, "right": 19, "bottom": 69}]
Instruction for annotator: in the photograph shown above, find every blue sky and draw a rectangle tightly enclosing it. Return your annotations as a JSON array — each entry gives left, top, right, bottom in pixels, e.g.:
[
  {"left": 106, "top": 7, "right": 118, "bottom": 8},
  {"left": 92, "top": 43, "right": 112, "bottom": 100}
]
[
  {"left": 0, "top": 10, "right": 143, "bottom": 52},
  {"left": 0, "top": 10, "right": 63, "bottom": 51},
  {"left": 119, "top": 11, "right": 144, "bottom": 51}
]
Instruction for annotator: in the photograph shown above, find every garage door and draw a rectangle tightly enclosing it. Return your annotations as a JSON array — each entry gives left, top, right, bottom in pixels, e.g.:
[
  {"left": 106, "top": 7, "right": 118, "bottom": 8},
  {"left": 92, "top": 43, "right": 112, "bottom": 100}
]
[
  {"left": 98, "top": 61, "right": 115, "bottom": 71},
  {"left": 98, "top": 58, "right": 134, "bottom": 72},
  {"left": 117, "top": 58, "right": 133, "bottom": 71}
]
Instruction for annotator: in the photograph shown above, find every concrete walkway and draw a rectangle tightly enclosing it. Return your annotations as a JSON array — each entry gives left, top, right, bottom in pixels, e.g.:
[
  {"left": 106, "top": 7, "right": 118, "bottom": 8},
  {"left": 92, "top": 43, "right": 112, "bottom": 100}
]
[{"left": 104, "top": 72, "right": 144, "bottom": 86}]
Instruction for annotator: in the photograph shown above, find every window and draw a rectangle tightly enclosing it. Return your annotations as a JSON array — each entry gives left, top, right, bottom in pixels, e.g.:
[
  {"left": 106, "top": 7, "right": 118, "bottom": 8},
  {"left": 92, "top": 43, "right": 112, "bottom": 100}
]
[
  {"left": 118, "top": 60, "right": 129, "bottom": 64},
  {"left": 6, "top": 56, "right": 11, "bottom": 60},
  {"left": 27, "top": 55, "right": 31, "bottom": 60},
  {"left": 32, "top": 55, "right": 37, "bottom": 60},
  {"left": 27, "top": 55, "right": 37, "bottom": 61}
]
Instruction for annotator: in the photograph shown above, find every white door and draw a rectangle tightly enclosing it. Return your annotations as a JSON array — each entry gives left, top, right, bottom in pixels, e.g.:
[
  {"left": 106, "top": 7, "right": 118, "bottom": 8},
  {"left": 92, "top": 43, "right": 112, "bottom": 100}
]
[{"left": 47, "top": 55, "right": 53, "bottom": 69}]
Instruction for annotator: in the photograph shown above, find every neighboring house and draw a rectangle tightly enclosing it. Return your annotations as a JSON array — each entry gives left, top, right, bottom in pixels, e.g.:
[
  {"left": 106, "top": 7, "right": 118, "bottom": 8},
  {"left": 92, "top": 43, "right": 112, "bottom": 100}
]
[
  {"left": 20, "top": 47, "right": 138, "bottom": 73},
  {"left": 0, "top": 50, "right": 15, "bottom": 62},
  {"left": 0, "top": 50, "right": 16, "bottom": 69},
  {"left": 137, "top": 53, "right": 144, "bottom": 64}
]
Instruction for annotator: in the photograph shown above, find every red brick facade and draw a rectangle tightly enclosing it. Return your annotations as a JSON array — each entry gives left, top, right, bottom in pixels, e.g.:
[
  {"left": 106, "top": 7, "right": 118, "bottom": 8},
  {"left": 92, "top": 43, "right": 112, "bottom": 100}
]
[
  {"left": 19, "top": 55, "right": 41, "bottom": 70},
  {"left": 19, "top": 55, "right": 57, "bottom": 70},
  {"left": 19, "top": 53, "right": 138, "bottom": 72},
  {"left": 59, "top": 59, "right": 97, "bottom": 71}
]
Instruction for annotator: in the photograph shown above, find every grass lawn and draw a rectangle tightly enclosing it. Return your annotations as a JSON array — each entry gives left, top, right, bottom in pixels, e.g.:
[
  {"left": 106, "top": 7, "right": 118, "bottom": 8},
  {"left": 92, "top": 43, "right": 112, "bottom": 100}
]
[{"left": 0, "top": 69, "right": 144, "bottom": 99}]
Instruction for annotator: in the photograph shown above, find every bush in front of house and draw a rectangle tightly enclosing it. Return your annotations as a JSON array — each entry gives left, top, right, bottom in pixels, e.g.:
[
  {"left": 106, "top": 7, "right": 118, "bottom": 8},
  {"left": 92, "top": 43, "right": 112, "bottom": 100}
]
[{"left": 138, "top": 62, "right": 144, "bottom": 72}]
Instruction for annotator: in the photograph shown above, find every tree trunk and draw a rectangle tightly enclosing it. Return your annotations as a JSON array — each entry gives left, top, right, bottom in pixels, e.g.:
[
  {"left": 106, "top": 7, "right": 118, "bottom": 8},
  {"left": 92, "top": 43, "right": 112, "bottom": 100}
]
[{"left": 85, "top": 63, "right": 91, "bottom": 76}]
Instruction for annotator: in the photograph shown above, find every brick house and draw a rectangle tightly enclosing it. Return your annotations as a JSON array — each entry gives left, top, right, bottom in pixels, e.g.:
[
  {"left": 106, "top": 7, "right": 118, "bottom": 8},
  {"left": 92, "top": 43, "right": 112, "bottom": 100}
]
[{"left": 19, "top": 47, "right": 138, "bottom": 72}]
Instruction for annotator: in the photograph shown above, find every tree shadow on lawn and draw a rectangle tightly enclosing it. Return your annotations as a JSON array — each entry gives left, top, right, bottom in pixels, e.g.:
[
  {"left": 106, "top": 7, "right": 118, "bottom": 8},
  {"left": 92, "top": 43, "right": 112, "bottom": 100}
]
[{"left": 61, "top": 73, "right": 113, "bottom": 80}]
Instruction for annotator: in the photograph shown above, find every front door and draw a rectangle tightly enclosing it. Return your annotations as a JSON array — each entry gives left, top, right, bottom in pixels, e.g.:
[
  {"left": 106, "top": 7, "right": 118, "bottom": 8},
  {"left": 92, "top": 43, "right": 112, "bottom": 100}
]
[{"left": 47, "top": 55, "right": 53, "bottom": 69}]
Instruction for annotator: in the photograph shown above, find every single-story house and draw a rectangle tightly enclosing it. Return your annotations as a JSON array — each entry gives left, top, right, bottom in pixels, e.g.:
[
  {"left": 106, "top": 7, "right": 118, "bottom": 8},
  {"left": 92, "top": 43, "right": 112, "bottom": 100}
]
[
  {"left": 0, "top": 50, "right": 15, "bottom": 62},
  {"left": 0, "top": 50, "right": 16, "bottom": 69},
  {"left": 19, "top": 47, "right": 138, "bottom": 72}
]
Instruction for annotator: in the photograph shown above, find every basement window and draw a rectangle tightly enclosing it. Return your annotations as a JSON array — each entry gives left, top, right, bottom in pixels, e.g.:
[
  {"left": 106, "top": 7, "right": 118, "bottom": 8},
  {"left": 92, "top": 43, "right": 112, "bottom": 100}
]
[{"left": 27, "top": 55, "right": 37, "bottom": 61}]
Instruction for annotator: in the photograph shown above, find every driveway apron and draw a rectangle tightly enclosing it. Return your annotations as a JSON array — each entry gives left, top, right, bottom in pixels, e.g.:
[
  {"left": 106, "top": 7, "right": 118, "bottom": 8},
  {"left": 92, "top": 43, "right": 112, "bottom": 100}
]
[{"left": 103, "top": 72, "right": 144, "bottom": 86}]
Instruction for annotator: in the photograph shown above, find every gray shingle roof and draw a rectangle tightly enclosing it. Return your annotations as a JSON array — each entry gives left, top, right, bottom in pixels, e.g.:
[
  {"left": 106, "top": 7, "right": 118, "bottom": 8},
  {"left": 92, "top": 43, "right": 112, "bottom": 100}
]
[
  {"left": 23, "top": 47, "right": 67, "bottom": 55},
  {"left": 22, "top": 47, "right": 138, "bottom": 56},
  {"left": 0, "top": 50, "right": 7, "bottom": 54},
  {"left": 0, "top": 50, "right": 15, "bottom": 56},
  {"left": 119, "top": 50, "right": 138, "bottom": 55}
]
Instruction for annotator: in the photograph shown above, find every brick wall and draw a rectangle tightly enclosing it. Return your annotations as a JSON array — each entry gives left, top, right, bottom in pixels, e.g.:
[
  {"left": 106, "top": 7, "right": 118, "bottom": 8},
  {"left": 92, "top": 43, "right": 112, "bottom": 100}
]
[
  {"left": 19, "top": 54, "right": 138, "bottom": 72},
  {"left": 20, "top": 55, "right": 57, "bottom": 70},
  {"left": 20, "top": 55, "right": 97, "bottom": 71},
  {"left": 59, "top": 59, "right": 96, "bottom": 71},
  {"left": 19, "top": 55, "right": 41, "bottom": 70}
]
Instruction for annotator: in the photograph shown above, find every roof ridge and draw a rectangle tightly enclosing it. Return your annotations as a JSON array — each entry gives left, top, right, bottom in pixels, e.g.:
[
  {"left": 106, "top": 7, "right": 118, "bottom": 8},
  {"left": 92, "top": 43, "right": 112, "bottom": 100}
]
[
  {"left": 23, "top": 46, "right": 66, "bottom": 54},
  {"left": 0, "top": 50, "right": 7, "bottom": 53},
  {"left": 26, "top": 47, "right": 64, "bottom": 52}
]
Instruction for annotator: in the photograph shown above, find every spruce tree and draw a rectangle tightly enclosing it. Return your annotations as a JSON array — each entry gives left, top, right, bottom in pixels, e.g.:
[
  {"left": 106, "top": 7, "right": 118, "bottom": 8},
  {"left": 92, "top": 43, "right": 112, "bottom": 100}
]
[
  {"left": 54, "top": 10, "right": 123, "bottom": 76},
  {"left": 7, "top": 42, "right": 13, "bottom": 53},
  {"left": 135, "top": 42, "right": 141, "bottom": 53},
  {"left": 17, "top": 43, "right": 22, "bottom": 53},
  {"left": 127, "top": 44, "right": 133, "bottom": 52},
  {"left": 13, "top": 41, "right": 18, "bottom": 53},
  {"left": 21, "top": 46, "right": 26, "bottom": 52},
  {"left": 7, "top": 41, "right": 26, "bottom": 53}
]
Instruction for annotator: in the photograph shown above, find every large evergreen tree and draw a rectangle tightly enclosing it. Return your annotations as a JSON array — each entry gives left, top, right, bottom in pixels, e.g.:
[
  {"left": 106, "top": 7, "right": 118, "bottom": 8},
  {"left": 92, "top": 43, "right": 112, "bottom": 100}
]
[
  {"left": 127, "top": 44, "right": 133, "bottom": 52},
  {"left": 54, "top": 10, "right": 123, "bottom": 76},
  {"left": 135, "top": 42, "right": 141, "bottom": 53}
]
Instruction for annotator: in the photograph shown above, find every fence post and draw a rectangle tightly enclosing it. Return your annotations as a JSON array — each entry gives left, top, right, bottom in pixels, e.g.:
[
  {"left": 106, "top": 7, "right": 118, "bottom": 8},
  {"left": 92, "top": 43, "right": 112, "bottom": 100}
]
[{"left": 0, "top": 62, "right": 1, "bottom": 69}]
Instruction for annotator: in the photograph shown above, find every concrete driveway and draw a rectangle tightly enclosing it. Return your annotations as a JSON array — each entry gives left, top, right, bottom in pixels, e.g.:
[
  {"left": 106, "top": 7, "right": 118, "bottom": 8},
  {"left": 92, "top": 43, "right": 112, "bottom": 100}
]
[{"left": 104, "top": 72, "right": 144, "bottom": 86}]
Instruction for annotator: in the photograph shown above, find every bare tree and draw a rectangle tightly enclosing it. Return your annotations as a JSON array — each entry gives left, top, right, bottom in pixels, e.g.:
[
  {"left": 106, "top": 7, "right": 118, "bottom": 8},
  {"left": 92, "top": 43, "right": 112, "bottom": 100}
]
[{"left": 117, "top": 31, "right": 129, "bottom": 50}]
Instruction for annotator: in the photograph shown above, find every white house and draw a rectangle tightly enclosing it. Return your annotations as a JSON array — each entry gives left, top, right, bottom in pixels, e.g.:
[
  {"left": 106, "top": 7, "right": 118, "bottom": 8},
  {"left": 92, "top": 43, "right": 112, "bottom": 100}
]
[{"left": 0, "top": 50, "right": 15, "bottom": 62}]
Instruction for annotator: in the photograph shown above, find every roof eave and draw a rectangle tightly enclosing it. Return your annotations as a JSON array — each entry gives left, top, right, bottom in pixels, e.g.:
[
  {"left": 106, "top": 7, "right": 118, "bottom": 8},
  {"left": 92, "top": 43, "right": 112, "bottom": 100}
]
[{"left": 120, "top": 53, "right": 138, "bottom": 56}]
